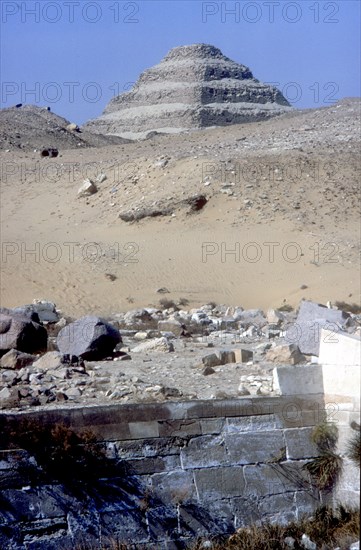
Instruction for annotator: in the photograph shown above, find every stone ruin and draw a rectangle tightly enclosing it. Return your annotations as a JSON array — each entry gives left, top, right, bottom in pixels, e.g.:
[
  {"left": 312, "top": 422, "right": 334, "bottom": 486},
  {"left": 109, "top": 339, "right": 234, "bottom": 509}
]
[{"left": 83, "top": 43, "right": 293, "bottom": 139}]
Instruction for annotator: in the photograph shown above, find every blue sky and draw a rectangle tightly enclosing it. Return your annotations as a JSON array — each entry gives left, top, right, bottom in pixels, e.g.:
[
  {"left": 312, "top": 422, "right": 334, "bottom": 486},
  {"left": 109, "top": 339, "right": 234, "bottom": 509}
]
[{"left": 1, "top": 0, "right": 360, "bottom": 124}]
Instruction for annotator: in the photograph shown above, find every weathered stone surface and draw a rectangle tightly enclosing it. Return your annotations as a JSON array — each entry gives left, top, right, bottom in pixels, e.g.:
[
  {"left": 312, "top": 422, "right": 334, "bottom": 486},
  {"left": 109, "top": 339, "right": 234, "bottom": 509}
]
[
  {"left": 84, "top": 43, "right": 292, "bottom": 139},
  {"left": 30, "top": 300, "right": 59, "bottom": 323},
  {"left": 0, "top": 312, "right": 47, "bottom": 355},
  {"left": 64, "top": 387, "right": 82, "bottom": 399},
  {"left": 237, "top": 308, "right": 266, "bottom": 326},
  {"left": 132, "top": 337, "right": 174, "bottom": 353},
  {"left": 301, "top": 534, "right": 317, "bottom": 550},
  {"left": 158, "top": 319, "right": 183, "bottom": 336},
  {"left": 77, "top": 178, "right": 98, "bottom": 197},
  {"left": 202, "top": 366, "right": 215, "bottom": 376},
  {"left": 287, "top": 320, "right": 340, "bottom": 356},
  {"left": 12, "top": 301, "right": 59, "bottom": 323},
  {"left": 67, "top": 122, "right": 79, "bottom": 132},
  {"left": 234, "top": 348, "right": 254, "bottom": 363},
  {"left": 266, "top": 343, "right": 305, "bottom": 365},
  {"left": 180, "top": 435, "right": 228, "bottom": 469},
  {"left": 128, "top": 421, "right": 160, "bottom": 439},
  {"left": 0, "top": 306, "right": 40, "bottom": 322},
  {"left": 0, "top": 386, "right": 18, "bottom": 407},
  {"left": 238, "top": 384, "right": 251, "bottom": 396},
  {"left": 0, "top": 349, "right": 36, "bottom": 370},
  {"left": 292, "top": 300, "right": 349, "bottom": 355},
  {"left": 243, "top": 462, "right": 311, "bottom": 497},
  {"left": 266, "top": 309, "right": 286, "bottom": 326},
  {"left": 57, "top": 316, "right": 121, "bottom": 360},
  {"left": 194, "top": 466, "right": 244, "bottom": 499},
  {"left": 1, "top": 369, "right": 18, "bottom": 386},
  {"left": 297, "top": 300, "right": 349, "bottom": 325},
  {"left": 151, "top": 470, "right": 195, "bottom": 502},
  {"left": 273, "top": 365, "right": 323, "bottom": 396},
  {"left": 257, "top": 492, "right": 297, "bottom": 523},
  {"left": 201, "top": 353, "right": 221, "bottom": 368},
  {"left": 119, "top": 194, "right": 208, "bottom": 223},
  {"left": 319, "top": 328, "right": 361, "bottom": 367},
  {"left": 0, "top": 391, "right": 344, "bottom": 548},
  {"left": 284, "top": 428, "right": 319, "bottom": 459},
  {"left": 217, "top": 350, "right": 236, "bottom": 364},
  {"left": 200, "top": 418, "right": 225, "bottom": 435},
  {"left": 225, "top": 430, "right": 285, "bottom": 465},
  {"left": 226, "top": 414, "right": 282, "bottom": 433},
  {"left": 158, "top": 419, "right": 201, "bottom": 438},
  {"left": 32, "top": 351, "right": 63, "bottom": 370},
  {"left": 123, "top": 308, "right": 154, "bottom": 326}
]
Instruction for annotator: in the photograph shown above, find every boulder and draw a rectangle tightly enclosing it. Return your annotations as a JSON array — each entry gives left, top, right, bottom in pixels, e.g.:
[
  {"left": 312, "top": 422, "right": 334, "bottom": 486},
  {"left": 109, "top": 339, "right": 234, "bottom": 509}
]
[
  {"left": 32, "top": 351, "right": 63, "bottom": 370},
  {"left": 0, "top": 312, "right": 47, "bottom": 355},
  {"left": 234, "top": 348, "right": 254, "bottom": 363},
  {"left": 0, "top": 386, "right": 19, "bottom": 408},
  {"left": 134, "top": 331, "right": 149, "bottom": 340},
  {"left": 294, "top": 300, "right": 349, "bottom": 355},
  {"left": 132, "top": 337, "right": 174, "bottom": 353},
  {"left": 266, "top": 309, "right": 286, "bottom": 326},
  {"left": 0, "top": 306, "right": 40, "bottom": 323},
  {"left": 31, "top": 300, "right": 59, "bottom": 322},
  {"left": 13, "top": 300, "right": 59, "bottom": 323},
  {"left": 0, "top": 349, "right": 36, "bottom": 370},
  {"left": 158, "top": 319, "right": 183, "bottom": 336},
  {"left": 217, "top": 350, "right": 236, "bottom": 364},
  {"left": 57, "top": 316, "right": 121, "bottom": 360},
  {"left": 183, "top": 194, "right": 207, "bottom": 213},
  {"left": 191, "top": 311, "right": 212, "bottom": 325},
  {"left": 237, "top": 309, "right": 266, "bottom": 328},
  {"left": 123, "top": 308, "right": 154, "bottom": 327},
  {"left": 297, "top": 300, "right": 349, "bottom": 325},
  {"left": 66, "top": 122, "right": 79, "bottom": 132},
  {"left": 237, "top": 384, "right": 251, "bottom": 396},
  {"left": 265, "top": 343, "right": 305, "bottom": 365},
  {"left": 201, "top": 353, "right": 221, "bottom": 368},
  {"left": 284, "top": 537, "right": 296, "bottom": 548},
  {"left": 77, "top": 178, "right": 98, "bottom": 197},
  {"left": 300, "top": 534, "right": 316, "bottom": 550},
  {"left": 1, "top": 369, "right": 17, "bottom": 386},
  {"left": 96, "top": 173, "right": 107, "bottom": 183},
  {"left": 202, "top": 366, "right": 215, "bottom": 376}
]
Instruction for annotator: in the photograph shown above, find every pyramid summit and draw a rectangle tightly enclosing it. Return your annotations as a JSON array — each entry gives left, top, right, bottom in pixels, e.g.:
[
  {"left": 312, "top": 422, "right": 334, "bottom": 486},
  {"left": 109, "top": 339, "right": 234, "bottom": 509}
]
[{"left": 84, "top": 43, "right": 293, "bottom": 139}]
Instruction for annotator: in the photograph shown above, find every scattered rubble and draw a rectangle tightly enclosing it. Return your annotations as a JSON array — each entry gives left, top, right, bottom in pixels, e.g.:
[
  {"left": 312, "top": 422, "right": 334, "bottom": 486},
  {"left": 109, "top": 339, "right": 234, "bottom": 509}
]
[
  {"left": 0, "top": 299, "right": 359, "bottom": 410},
  {"left": 265, "top": 343, "right": 305, "bottom": 365}
]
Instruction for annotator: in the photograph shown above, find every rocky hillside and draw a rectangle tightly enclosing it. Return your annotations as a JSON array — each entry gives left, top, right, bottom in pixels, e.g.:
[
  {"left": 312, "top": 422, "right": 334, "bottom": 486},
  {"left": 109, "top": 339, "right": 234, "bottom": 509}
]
[
  {"left": 83, "top": 43, "right": 293, "bottom": 139},
  {"left": 0, "top": 104, "right": 129, "bottom": 152}
]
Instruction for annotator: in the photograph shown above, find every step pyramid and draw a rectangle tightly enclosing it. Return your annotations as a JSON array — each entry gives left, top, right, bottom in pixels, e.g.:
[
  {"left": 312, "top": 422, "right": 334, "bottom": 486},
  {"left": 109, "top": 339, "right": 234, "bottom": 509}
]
[{"left": 84, "top": 43, "right": 292, "bottom": 139}]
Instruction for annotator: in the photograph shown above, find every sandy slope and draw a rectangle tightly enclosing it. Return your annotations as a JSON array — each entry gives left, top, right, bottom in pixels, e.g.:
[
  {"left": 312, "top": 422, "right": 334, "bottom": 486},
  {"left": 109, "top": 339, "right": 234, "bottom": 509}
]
[{"left": 0, "top": 99, "right": 360, "bottom": 316}]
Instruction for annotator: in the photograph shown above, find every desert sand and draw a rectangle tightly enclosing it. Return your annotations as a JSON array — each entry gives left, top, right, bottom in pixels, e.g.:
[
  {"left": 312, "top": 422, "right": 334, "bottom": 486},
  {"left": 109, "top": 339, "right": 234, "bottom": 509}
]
[{"left": 0, "top": 99, "right": 360, "bottom": 317}]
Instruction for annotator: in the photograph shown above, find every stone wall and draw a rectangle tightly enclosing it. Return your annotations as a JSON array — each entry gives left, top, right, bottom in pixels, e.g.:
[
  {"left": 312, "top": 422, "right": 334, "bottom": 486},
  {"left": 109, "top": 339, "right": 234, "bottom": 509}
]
[
  {"left": 273, "top": 329, "right": 361, "bottom": 511},
  {"left": 0, "top": 395, "right": 329, "bottom": 549}
]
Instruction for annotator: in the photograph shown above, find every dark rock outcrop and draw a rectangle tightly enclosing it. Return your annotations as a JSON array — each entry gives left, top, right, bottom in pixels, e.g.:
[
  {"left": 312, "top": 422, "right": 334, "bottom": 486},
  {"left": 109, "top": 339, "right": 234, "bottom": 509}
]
[
  {"left": 0, "top": 312, "right": 47, "bottom": 355},
  {"left": 57, "top": 316, "right": 122, "bottom": 360}
]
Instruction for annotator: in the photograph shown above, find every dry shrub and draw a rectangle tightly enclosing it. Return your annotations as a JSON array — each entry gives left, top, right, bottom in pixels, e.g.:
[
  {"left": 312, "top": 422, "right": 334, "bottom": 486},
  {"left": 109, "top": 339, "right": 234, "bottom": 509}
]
[
  {"left": 304, "top": 423, "right": 342, "bottom": 491},
  {"left": 334, "top": 301, "right": 361, "bottom": 314},
  {"left": 0, "top": 418, "right": 110, "bottom": 484},
  {"left": 188, "top": 506, "right": 359, "bottom": 550}
]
